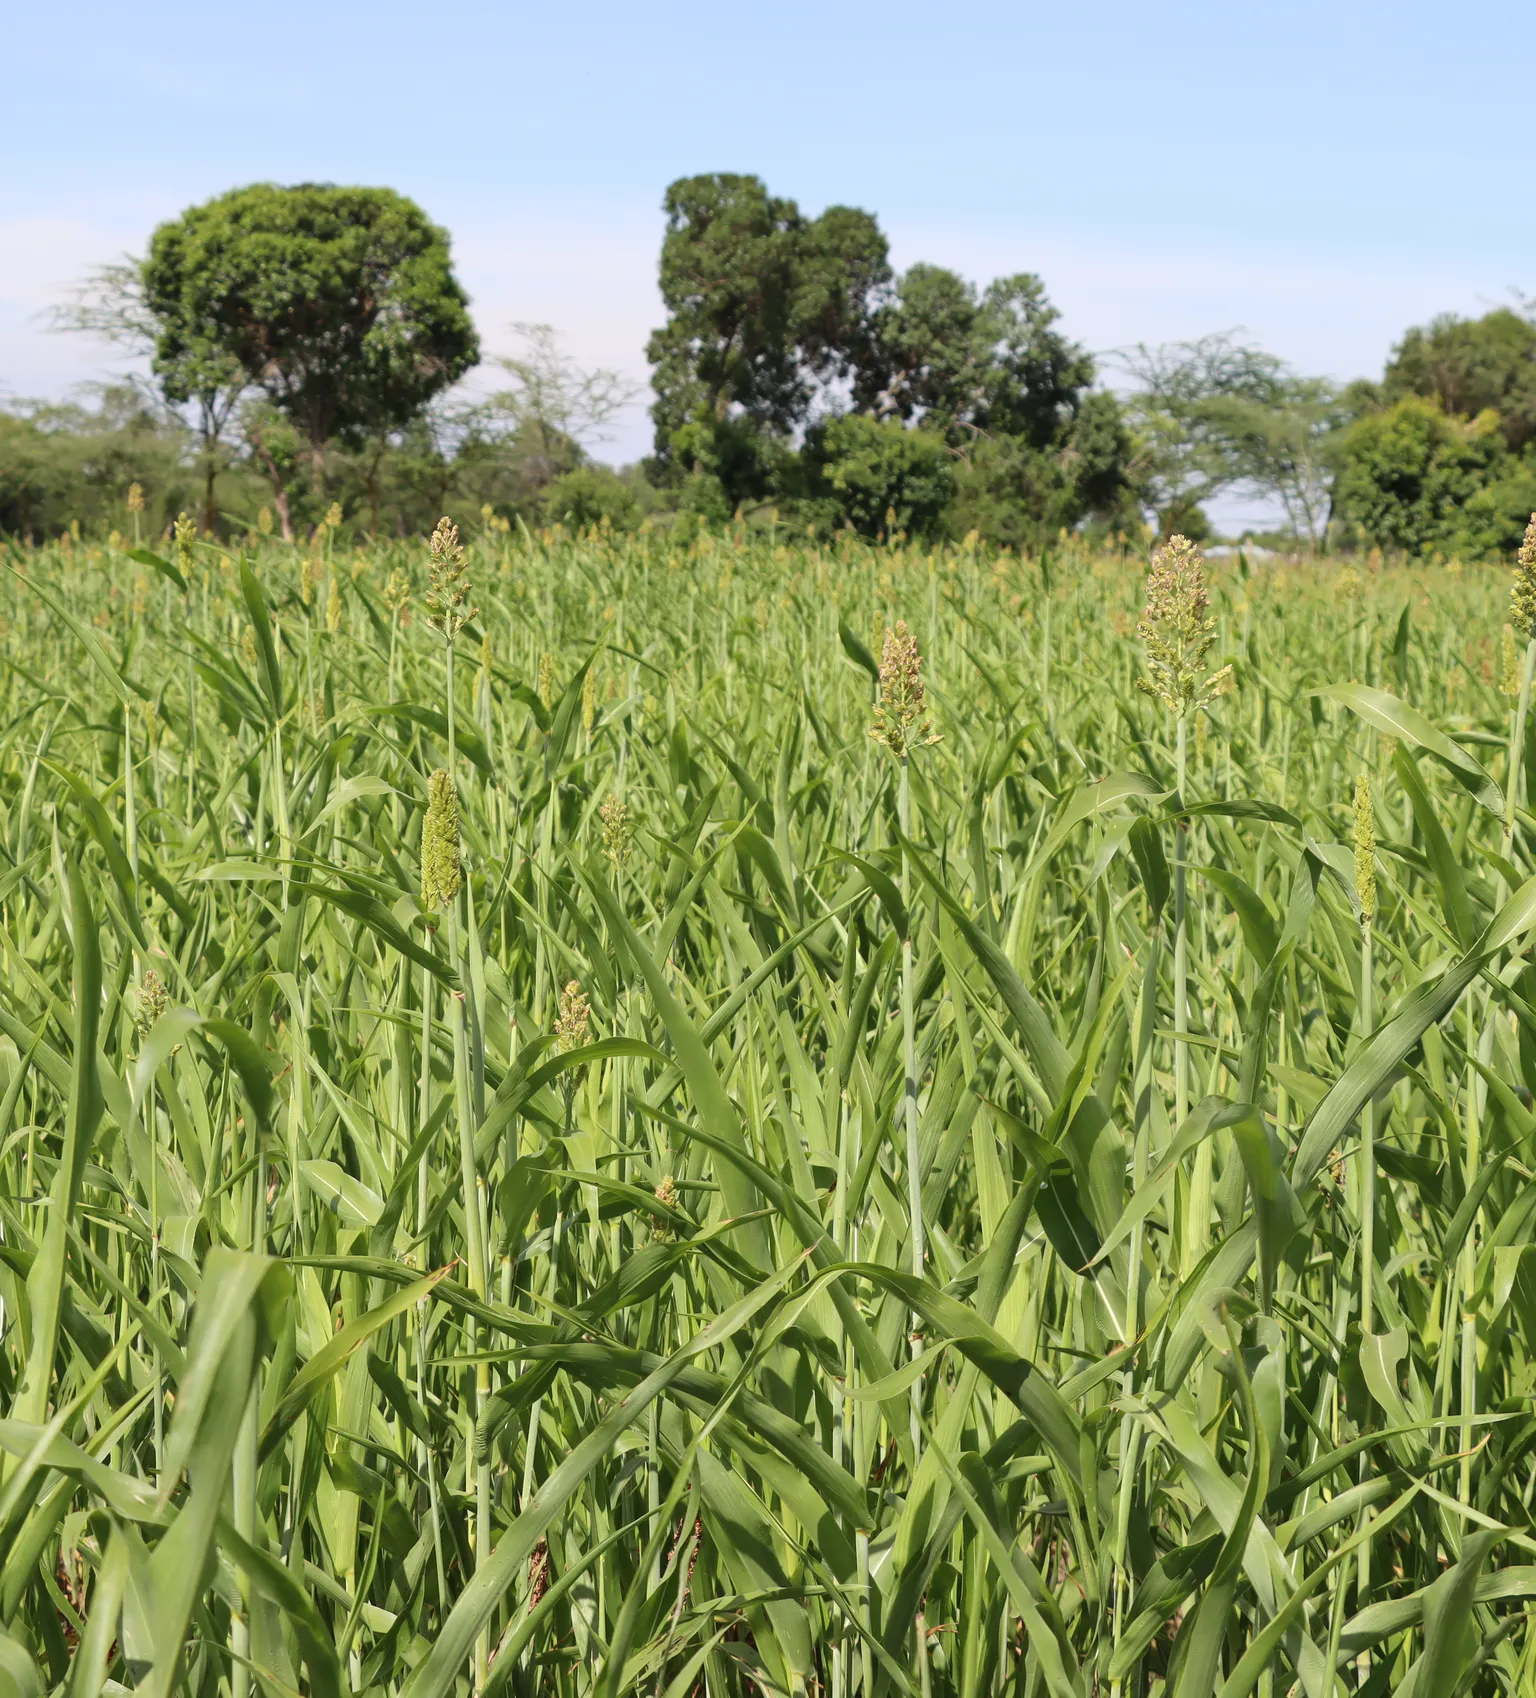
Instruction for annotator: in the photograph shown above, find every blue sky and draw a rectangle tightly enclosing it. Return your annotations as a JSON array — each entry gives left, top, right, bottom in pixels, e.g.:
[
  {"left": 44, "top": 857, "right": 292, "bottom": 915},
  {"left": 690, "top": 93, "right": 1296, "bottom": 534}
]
[{"left": 3, "top": 0, "right": 1532, "bottom": 509}]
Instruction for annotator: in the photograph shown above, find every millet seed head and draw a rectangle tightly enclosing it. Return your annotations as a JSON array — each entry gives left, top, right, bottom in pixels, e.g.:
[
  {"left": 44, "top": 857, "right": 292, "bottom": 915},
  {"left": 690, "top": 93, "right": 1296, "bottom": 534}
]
[
  {"left": 173, "top": 511, "right": 197, "bottom": 579},
  {"left": 126, "top": 482, "right": 145, "bottom": 514},
  {"left": 582, "top": 665, "right": 597, "bottom": 732},
  {"left": 1353, "top": 773, "right": 1376, "bottom": 928},
  {"left": 1503, "top": 624, "right": 1522, "bottom": 697},
  {"left": 554, "top": 980, "right": 592, "bottom": 1054},
  {"left": 600, "top": 793, "right": 633, "bottom": 868},
  {"left": 538, "top": 652, "right": 556, "bottom": 711},
  {"left": 426, "top": 516, "right": 476, "bottom": 641},
  {"left": 1511, "top": 514, "right": 1536, "bottom": 639},
  {"left": 870, "top": 620, "right": 940, "bottom": 758},
  {"left": 136, "top": 968, "right": 168, "bottom": 1040},
  {"left": 420, "top": 768, "right": 462, "bottom": 910},
  {"left": 1136, "top": 534, "right": 1232, "bottom": 717}
]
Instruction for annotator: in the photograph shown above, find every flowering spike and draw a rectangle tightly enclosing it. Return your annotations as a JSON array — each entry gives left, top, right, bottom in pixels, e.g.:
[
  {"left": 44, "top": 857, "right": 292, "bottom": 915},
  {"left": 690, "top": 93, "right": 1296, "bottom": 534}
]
[
  {"left": 1136, "top": 534, "right": 1232, "bottom": 717},
  {"left": 426, "top": 516, "right": 476, "bottom": 640},
  {"left": 870, "top": 620, "right": 940, "bottom": 758},
  {"left": 1510, "top": 514, "right": 1536, "bottom": 639},
  {"left": 420, "top": 769, "right": 462, "bottom": 910},
  {"left": 1353, "top": 774, "right": 1376, "bottom": 928},
  {"left": 554, "top": 980, "right": 592, "bottom": 1053}
]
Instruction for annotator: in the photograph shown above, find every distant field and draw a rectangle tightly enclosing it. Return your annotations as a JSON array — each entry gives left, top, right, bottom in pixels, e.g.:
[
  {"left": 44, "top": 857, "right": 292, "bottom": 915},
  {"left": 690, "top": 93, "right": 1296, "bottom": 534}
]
[{"left": 0, "top": 522, "right": 1532, "bottom": 1696}]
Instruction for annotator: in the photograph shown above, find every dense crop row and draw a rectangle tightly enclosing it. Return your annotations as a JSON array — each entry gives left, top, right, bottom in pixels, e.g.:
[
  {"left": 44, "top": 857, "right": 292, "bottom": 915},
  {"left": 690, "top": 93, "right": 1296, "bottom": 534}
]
[{"left": 1, "top": 520, "right": 1534, "bottom": 1695}]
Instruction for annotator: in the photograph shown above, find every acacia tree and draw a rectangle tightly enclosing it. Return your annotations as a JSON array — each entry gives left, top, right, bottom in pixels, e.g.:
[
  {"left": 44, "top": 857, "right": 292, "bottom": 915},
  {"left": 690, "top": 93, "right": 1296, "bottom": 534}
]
[
  {"left": 462, "top": 322, "right": 637, "bottom": 492},
  {"left": 141, "top": 183, "right": 480, "bottom": 511},
  {"left": 1116, "top": 332, "right": 1346, "bottom": 545}
]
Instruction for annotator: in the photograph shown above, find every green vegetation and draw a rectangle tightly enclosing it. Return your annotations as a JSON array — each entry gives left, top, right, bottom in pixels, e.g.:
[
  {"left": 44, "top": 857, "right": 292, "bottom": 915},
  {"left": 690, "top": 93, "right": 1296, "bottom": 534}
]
[
  {"left": 4, "top": 513, "right": 1536, "bottom": 1693},
  {"left": 15, "top": 172, "right": 1536, "bottom": 557}
]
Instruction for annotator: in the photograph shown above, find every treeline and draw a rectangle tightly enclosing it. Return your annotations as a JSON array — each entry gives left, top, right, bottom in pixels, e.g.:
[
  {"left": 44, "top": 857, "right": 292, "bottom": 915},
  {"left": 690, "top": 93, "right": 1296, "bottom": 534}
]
[{"left": 5, "top": 174, "right": 1536, "bottom": 555}]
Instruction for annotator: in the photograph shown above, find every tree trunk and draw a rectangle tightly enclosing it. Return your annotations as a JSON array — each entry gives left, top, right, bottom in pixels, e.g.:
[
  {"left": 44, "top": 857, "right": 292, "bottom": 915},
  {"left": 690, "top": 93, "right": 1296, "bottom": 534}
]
[
  {"left": 202, "top": 446, "right": 218, "bottom": 537},
  {"left": 248, "top": 423, "right": 296, "bottom": 542}
]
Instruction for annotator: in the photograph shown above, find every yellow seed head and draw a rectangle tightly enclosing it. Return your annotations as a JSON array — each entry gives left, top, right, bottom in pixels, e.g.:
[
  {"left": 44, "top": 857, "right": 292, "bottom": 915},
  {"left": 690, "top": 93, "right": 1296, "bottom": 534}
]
[
  {"left": 870, "top": 620, "right": 940, "bottom": 758},
  {"left": 426, "top": 516, "right": 476, "bottom": 641},
  {"left": 136, "top": 968, "right": 168, "bottom": 1039},
  {"left": 173, "top": 511, "right": 197, "bottom": 579},
  {"left": 383, "top": 566, "right": 410, "bottom": 614},
  {"left": 1510, "top": 514, "right": 1536, "bottom": 639},
  {"left": 653, "top": 1174, "right": 680, "bottom": 1237},
  {"left": 257, "top": 505, "right": 273, "bottom": 537},
  {"left": 1353, "top": 774, "right": 1376, "bottom": 927},
  {"left": 325, "top": 501, "right": 343, "bottom": 531},
  {"left": 538, "top": 652, "right": 556, "bottom": 711},
  {"left": 420, "top": 769, "right": 462, "bottom": 910},
  {"left": 325, "top": 575, "right": 343, "bottom": 635},
  {"left": 1136, "top": 535, "right": 1231, "bottom": 717},
  {"left": 554, "top": 980, "right": 592, "bottom": 1053},
  {"left": 300, "top": 555, "right": 317, "bottom": 607},
  {"left": 126, "top": 482, "right": 144, "bottom": 514},
  {"left": 600, "top": 793, "right": 633, "bottom": 868}
]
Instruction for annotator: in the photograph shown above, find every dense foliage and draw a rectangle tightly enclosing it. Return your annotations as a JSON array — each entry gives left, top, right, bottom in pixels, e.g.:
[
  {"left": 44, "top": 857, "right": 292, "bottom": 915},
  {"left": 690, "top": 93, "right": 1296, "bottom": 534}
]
[
  {"left": 12, "top": 172, "right": 1536, "bottom": 555},
  {"left": 3, "top": 518, "right": 1536, "bottom": 1694}
]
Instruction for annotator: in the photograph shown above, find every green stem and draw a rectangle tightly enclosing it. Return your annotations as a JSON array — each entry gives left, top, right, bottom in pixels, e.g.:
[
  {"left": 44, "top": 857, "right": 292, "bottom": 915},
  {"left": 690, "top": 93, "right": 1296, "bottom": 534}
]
[{"left": 899, "top": 751, "right": 923, "bottom": 1457}]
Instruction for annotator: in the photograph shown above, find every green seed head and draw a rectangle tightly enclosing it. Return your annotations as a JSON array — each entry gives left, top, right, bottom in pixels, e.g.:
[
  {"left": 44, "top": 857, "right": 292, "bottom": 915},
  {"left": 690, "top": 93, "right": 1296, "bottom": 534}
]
[
  {"left": 420, "top": 768, "right": 462, "bottom": 910},
  {"left": 426, "top": 516, "right": 476, "bottom": 642},
  {"left": 383, "top": 566, "right": 410, "bottom": 615},
  {"left": 600, "top": 793, "right": 633, "bottom": 868},
  {"left": 1502, "top": 624, "right": 1522, "bottom": 697},
  {"left": 1353, "top": 773, "right": 1376, "bottom": 928},
  {"left": 325, "top": 576, "right": 342, "bottom": 635},
  {"left": 257, "top": 505, "right": 273, "bottom": 536},
  {"left": 870, "top": 620, "right": 940, "bottom": 758},
  {"left": 554, "top": 980, "right": 592, "bottom": 1054},
  {"left": 1511, "top": 514, "right": 1536, "bottom": 639},
  {"left": 582, "top": 664, "right": 597, "bottom": 732},
  {"left": 136, "top": 969, "right": 168, "bottom": 1040},
  {"left": 173, "top": 511, "right": 197, "bottom": 579},
  {"left": 538, "top": 652, "right": 556, "bottom": 711},
  {"left": 1137, "top": 535, "right": 1232, "bottom": 717}
]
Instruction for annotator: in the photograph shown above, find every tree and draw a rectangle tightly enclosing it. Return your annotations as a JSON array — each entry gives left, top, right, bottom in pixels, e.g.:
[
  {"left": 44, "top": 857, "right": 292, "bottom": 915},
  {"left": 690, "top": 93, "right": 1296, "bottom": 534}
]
[
  {"left": 646, "top": 174, "right": 889, "bottom": 503},
  {"left": 802, "top": 414, "right": 954, "bottom": 537},
  {"left": 1117, "top": 333, "right": 1347, "bottom": 545},
  {"left": 1333, "top": 396, "right": 1508, "bottom": 556},
  {"left": 1383, "top": 307, "right": 1536, "bottom": 448},
  {"left": 856, "top": 267, "right": 1095, "bottom": 448},
  {"left": 141, "top": 183, "right": 480, "bottom": 504},
  {"left": 53, "top": 262, "right": 247, "bottom": 533},
  {"left": 459, "top": 323, "right": 636, "bottom": 493}
]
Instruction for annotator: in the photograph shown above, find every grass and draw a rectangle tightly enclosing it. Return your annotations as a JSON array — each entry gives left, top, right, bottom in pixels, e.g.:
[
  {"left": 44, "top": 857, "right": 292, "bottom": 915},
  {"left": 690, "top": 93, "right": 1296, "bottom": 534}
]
[{"left": 1, "top": 518, "right": 1535, "bottom": 1696}]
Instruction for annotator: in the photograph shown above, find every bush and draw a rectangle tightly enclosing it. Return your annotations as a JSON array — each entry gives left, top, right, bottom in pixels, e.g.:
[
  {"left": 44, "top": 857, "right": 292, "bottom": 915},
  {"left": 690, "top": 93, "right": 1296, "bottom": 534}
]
[
  {"left": 1333, "top": 396, "right": 1508, "bottom": 557},
  {"left": 802, "top": 413, "right": 954, "bottom": 536},
  {"left": 536, "top": 465, "right": 642, "bottom": 530}
]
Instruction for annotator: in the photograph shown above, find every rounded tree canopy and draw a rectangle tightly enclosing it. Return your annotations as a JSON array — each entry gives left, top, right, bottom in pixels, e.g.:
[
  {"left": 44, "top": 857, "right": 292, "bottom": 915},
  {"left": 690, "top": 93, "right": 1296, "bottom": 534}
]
[{"left": 142, "top": 182, "right": 480, "bottom": 458}]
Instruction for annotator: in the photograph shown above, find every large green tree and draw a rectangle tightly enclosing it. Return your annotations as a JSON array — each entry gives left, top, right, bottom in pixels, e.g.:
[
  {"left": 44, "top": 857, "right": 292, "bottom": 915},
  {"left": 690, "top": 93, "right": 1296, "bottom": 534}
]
[
  {"left": 854, "top": 266, "right": 1095, "bottom": 448},
  {"left": 1332, "top": 395, "right": 1527, "bottom": 556},
  {"left": 646, "top": 174, "right": 889, "bottom": 506},
  {"left": 141, "top": 183, "right": 480, "bottom": 510},
  {"left": 1383, "top": 306, "right": 1536, "bottom": 449}
]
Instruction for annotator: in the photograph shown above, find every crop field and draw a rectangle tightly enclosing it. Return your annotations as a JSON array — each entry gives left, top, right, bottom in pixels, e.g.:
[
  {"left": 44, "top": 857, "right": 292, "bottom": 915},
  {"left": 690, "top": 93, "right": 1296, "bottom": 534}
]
[{"left": 3, "top": 518, "right": 1536, "bottom": 1698}]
